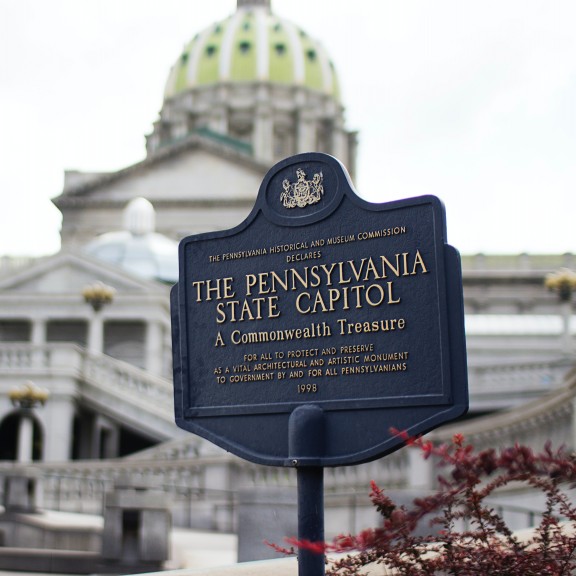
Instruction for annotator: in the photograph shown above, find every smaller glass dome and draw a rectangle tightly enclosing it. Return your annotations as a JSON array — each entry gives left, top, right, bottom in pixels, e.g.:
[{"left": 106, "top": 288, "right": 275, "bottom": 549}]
[{"left": 84, "top": 198, "right": 179, "bottom": 284}]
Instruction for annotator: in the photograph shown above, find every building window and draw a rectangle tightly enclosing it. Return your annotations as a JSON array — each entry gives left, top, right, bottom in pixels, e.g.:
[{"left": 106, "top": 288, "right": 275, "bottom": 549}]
[
  {"left": 104, "top": 321, "right": 145, "bottom": 369},
  {"left": 47, "top": 320, "right": 87, "bottom": 347},
  {"left": 0, "top": 320, "right": 31, "bottom": 342}
]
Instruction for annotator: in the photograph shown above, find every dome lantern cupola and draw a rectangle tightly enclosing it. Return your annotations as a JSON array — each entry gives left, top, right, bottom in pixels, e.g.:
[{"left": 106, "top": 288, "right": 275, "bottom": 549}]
[
  {"left": 124, "top": 197, "right": 155, "bottom": 236},
  {"left": 146, "top": 1, "right": 357, "bottom": 177},
  {"left": 84, "top": 198, "right": 178, "bottom": 284}
]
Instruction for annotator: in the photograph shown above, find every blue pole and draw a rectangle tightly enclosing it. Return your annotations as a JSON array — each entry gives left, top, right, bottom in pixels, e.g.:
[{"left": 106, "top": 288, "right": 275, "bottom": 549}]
[
  {"left": 288, "top": 404, "right": 326, "bottom": 576},
  {"left": 297, "top": 466, "right": 325, "bottom": 576}
]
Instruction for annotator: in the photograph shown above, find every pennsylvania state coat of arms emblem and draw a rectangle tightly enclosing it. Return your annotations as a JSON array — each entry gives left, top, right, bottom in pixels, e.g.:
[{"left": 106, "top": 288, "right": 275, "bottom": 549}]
[{"left": 280, "top": 168, "right": 324, "bottom": 208}]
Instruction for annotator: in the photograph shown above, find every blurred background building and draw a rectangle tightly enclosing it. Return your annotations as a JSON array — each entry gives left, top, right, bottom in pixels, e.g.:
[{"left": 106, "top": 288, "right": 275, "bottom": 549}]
[{"left": 1, "top": 0, "right": 575, "bottom": 571}]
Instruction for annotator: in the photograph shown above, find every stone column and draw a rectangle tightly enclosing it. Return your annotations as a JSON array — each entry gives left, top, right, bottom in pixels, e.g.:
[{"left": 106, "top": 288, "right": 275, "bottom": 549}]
[
  {"left": 83, "top": 282, "right": 114, "bottom": 353},
  {"left": 17, "top": 414, "right": 34, "bottom": 463},
  {"left": 254, "top": 105, "right": 273, "bottom": 164},
  {"left": 87, "top": 313, "right": 104, "bottom": 355},
  {"left": 145, "top": 321, "right": 163, "bottom": 376},
  {"left": 407, "top": 446, "right": 434, "bottom": 491},
  {"left": 31, "top": 318, "right": 47, "bottom": 365},
  {"left": 296, "top": 109, "right": 316, "bottom": 153},
  {"left": 331, "top": 118, "right": 349, "bottom": 166},
  {"left": 43, "top": 394, "right": 78, "bottom": 462},
  {"left": 208, "top": 107, "right": 228, "bottom": 134},
  {"left": 204, "top": 462, "right": 234, "bottom": 532},
  {"left": 561, "top": 300, "right": 572, "bottom": 354},
  {"left": 162, "top": 329, "right": 172, "bottom": 377},
  {"left": 93, "top": 415, "right": 119, "bottom": 459},
  {"left": 31, "top": 318, "right": 46, "bottom": 345}
]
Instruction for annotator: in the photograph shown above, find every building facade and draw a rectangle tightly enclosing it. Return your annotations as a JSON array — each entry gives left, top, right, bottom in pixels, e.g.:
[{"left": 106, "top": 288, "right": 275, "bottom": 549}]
[{"left": 0, "top": 0, "right": 575, "bottom": 564}]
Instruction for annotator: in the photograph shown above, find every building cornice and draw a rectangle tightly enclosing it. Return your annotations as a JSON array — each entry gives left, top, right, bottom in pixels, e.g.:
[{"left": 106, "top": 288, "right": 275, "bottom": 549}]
[{"left": 53, "top": 133, "right": 269, "bottom": 208}]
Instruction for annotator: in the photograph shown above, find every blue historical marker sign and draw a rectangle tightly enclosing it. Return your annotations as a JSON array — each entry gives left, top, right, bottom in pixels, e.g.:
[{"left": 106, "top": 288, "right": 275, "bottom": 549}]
[{"left": 171, "top": 153, "right": 468, "bottom": 467}]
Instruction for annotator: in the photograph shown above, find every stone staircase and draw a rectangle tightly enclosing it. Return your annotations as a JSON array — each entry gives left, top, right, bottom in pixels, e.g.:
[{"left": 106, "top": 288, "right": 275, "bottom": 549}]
[{"left": 0, "top": 343, "right": 183, "bottom": 441}]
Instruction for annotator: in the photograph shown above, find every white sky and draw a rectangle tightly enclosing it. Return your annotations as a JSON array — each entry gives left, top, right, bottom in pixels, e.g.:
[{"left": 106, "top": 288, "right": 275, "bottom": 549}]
[{"left": 1, "top": 0, "right": 576, "bottom": 257}]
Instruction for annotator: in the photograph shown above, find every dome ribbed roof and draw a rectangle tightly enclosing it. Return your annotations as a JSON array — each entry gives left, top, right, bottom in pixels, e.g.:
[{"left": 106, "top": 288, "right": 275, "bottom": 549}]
[
  {"left": 84, "top": 198, "right": 178, "bottom": 284},
  {"left": 163, "top": 4, "right": 340, "bottom": 100}
]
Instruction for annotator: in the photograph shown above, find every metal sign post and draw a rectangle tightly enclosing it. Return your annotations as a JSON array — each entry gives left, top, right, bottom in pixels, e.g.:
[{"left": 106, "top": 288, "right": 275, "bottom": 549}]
[
  {"left": 297, "top": 466, "right": 325, "bottom": 576},
  {"left": 171, "top": 152, "right": 468, "bottom": 573},
  {"left": 290, "top": 405, "right": 325, "bottom": 576}
]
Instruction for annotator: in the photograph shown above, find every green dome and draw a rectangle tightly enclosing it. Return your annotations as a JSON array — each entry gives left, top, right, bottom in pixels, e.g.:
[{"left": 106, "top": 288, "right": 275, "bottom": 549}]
[{"left": 164, "top": 5, "right": 340, "bottom": 100}]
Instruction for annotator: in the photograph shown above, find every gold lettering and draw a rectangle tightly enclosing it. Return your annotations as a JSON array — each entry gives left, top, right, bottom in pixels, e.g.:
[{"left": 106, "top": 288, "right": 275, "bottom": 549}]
[
  {"left": 320, "top": 263, "right": 338, "bottom": 285},
  {"left": 245, "top": 274, "right": 257, "bottom": 296},
  {"left": 387, "top": 281, "right": 401, "bottom": 304},
  {"left": 337, "top": 261, "right": 352, "bottom": 284},
  {"left": 192, "top": 277, "right": 235, "bottom": 302},
  {"left": 402, "top": 252, "right": 410, "bottom": 276},
  {"left": 296, "top": 292, "right": 311, "bottom": 314},
  {"left": 412, "top": 250, "right": 428, "bottom": 275},
  {"left": 365, "top": 283, "right": 385, "bottom": 307},
  {"left": 348, "top": 258, "right": 366, "bottom": 282},
  {"left": 380, "top": 254, "right": 400, "bottom": 278},
  {"left": 291, "top": 267, "right": 309, "bottom": 290},
  {"left": 270, "top": 270, "right": 289, "bottom": 292},
  {"left": 216, "top": 302, "right": 226, "bottom": 324}
]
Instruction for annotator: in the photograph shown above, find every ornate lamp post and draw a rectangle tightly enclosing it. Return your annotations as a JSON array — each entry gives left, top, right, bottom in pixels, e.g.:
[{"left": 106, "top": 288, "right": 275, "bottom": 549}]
[
  {"left": 82, "top": 282, "right": 115, "bottom": 354},
  {"left": 82, "top": 281, "right": 116, "bottom": 312},
  {"left": 545, "top": 268, "right": 576, "bottom": 354},
  {"left": 9, "top": 381, "right": 50, "bottom": 463}
]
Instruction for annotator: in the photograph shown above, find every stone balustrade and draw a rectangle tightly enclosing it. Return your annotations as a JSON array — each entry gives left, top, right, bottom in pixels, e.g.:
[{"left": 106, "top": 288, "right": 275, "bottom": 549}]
[
  {"left": 0, "top": 344, "right": 177, "bottom": 440},
  {"left": 461, "top": 252, "right": 576, "bottom": 272},
  {"left": 0, "top": 455, "right": 243, "bottom": 530},
  {"left": 0, "top": 445, "right": 408, "bottom": 533},
  {"left": 0, "top": 344, "right": 50, "bottom": 369},
  {"left": 81, "top": 351, "right": 174, "bottom": 419},
  {"left": 2, "top": 343, "right": 576, "bottom": 536},
  {"left": 433, "top": 367, "right": 576, "bottom": 453},
  {"left": 470, "top": 359, "right": 569, "bottom": 391},
  {"left": 467, "top": 358, "right": 572, "bottom": 409}
]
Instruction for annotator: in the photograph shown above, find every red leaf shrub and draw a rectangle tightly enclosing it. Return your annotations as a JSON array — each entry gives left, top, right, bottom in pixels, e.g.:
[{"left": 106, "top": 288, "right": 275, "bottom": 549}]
[{"left": 292, "top": 435, "right": 576, "bottom": 575}]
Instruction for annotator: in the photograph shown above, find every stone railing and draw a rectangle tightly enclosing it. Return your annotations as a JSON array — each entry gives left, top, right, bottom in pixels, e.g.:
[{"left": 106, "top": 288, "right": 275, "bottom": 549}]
[
  {"left": 2, "top": 343, "right": 574, "bottom": 535},
  {"left": 0, "top": 455, "right": 244, "bottom": 531},
  {"left": 0, "top": 344, "right": 52, "bottom": 370},
  {"left": 467, "top": 358, "right": 572, "bottom": 408},
  {"left": 81, "top": 352, "right": 175, "bottom": 424},
  {"left": 433, "top": 367, "right": 576, "bottom": 453},
  {"left": 0, "top": 448, "right": 409, "bottom": 532},
  {"left": 461, "top": 252, "right": 576, "bottom": 272},
  {"left": 0, "top": 343, "right": 176, "bottom": 434}
]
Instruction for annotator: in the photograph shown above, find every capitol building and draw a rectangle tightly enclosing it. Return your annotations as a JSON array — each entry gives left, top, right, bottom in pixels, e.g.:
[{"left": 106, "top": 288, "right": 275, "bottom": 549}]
[{"left": 1, "top": 0, "right": 576, "bottom": 572}]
